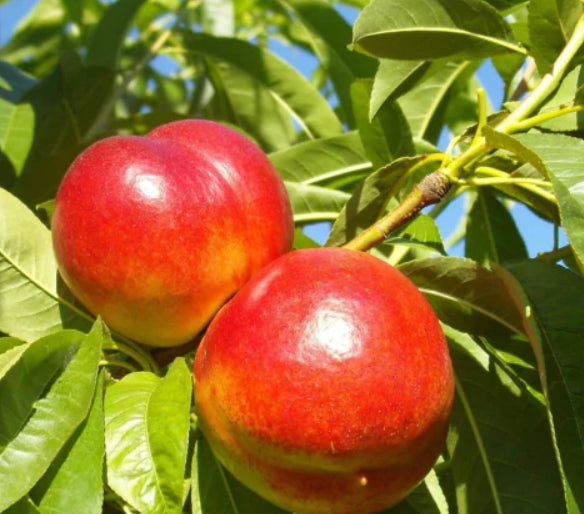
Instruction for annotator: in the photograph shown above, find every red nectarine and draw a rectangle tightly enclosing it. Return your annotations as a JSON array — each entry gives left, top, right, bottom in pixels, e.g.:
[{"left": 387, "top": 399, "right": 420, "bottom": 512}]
[
  {"left": 194, "top": 247, "right": 454, "bottom": 514},
  {"left": 52, "top": 120, "right": 293, "bottom": 346}
]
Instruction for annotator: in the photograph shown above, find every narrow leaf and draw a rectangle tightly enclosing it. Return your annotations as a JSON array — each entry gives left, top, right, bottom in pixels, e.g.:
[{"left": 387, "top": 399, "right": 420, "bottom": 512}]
[
  {"left": 31, "top": 372, "right": 105, "bottom": 514},
  {"left": 0, "top": 339, "right": 28, "bottom": 382},
  {"left": 0, "top": 321, "right": 104, "bottom": 511},
  {"left": 353, "top": 0, "right": 523, "bottom": 61},
  {"left": 105, "top": 358, "right": 192, "bottom": 514}
]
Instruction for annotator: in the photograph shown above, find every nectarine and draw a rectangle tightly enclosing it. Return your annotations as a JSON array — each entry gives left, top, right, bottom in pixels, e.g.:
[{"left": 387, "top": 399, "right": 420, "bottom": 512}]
[
  {"left": 194, "top": 247, "right": 454, "bottom": 514},
  {"left": 52, "top": 120, "right": 293, "bottom": 346}
]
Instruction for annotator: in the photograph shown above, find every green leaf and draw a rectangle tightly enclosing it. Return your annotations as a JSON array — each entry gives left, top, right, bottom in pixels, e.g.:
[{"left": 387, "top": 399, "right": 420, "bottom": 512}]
[
  {"left": 387, "top": 470, "right": 449, "bottom": 513},
  {"left": 4, "top": 497, "right": 41, "bottom": 514},
  {"left": 398, "top": 256, "right": 525, "bottom": 337},
  {"left": 528, "top": 0, "right": 583, "bottom": 73},
  {"left": 31, "top": 372, "right": 105, "bottom": 514},
  {"left": 465, "top": 189, "right": 528, "bottom": 266},
  {"left": 270, "top": 131, "right": 371, "bottom": 187},
  {"left": 0, "top": 188, "right": 91, "bottom": 341},
  {"left": 285, "top": 181, "right": 350, "bottom": 224},
  {"left": 204, "top": 59, "right": 297, "bottom": 151},
  {"left": 184, "top": 32, "right": 343, "bottom": 140},
  {"left": 0, "top": 332, "right": 78, "bottom": 450},
  {"left": 515, "top": 132, "right": 584, "bottom": 265},
  {"left": 191, "top": 433, "right": 287, "bottom": 514},
  {"left": 86, "top": 0, "right": 147, "bottom": 69},
  {"left": 386, "top": 214, "right": 447, "bottom": 255},
  {"left": 0, "top": 63, "right": 36, "bottom": 186},
  {"left": 274, "top": 0, "right": 376, "bottom": 127},
  {"left": 326, "top": 155, "right": 427, "bottom": 247},
  {"left": 445, "top": 325, "right": 565, "bottom": 514},
  {"left": 504, "top": 261, "right": 584, "bottom": 512},
  {"left": 13, "top": 53, "right": 115, "bottom": 207},
  {"left": 0, "top": 321, "right": 104, "bottom": 511},
  {"left": 105, "top": 358, "right": 192, "bottom": 514},
  {"left": 370, "top": 59, "right": 432, "bottom": 120},
  {"left": 352, "top": 0, "right": 523, "bottom": 61},
  {"left": 0, "top": 0, "right": 66, "bottom": 74},
  {"left": 398, "top": 62, "right": 471, "bottom": 142},
  {"left": 351, "top": 79, "right": 415, "bottom": 170}
]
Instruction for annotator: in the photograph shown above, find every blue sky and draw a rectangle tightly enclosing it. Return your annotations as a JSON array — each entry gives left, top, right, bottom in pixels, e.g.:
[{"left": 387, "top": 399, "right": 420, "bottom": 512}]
[{"left": 0, "top": 0, "right": 566, "bottom": 256}]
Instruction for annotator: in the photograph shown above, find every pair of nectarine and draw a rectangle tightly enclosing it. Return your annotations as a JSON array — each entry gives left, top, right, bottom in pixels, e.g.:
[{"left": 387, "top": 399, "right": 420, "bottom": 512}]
[{"left": 52, "top": 120, "right": 453, "bottom": 514}]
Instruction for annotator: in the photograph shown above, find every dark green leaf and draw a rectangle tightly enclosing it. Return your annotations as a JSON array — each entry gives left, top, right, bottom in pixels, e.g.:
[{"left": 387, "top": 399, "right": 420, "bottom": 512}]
[
  {"left": 4, "top": 497, "right": 41, "bottom": 514},
  {"left": 387, "top": 470, "right": 449, "bottom": 513},
  {"left": 398, "top": 61, "right": 471, "bottom": 142},
  {"left": 0, "top": 321, "right": 104, "bottom": 511},
  {"left": 370, "top": 59, "right": 432, "bottom": 120},
  {"left": 465, "top": 188, "right": 528, "bottom": 266},
  {"left": 0, "top": 188, "right": 91, "bottom": 341},
  {"left": 86, "top": 0, "right": 147, "bottom": 70},
  {"left": 0, "top": 338, "right": 28, "bottom": 382},
  {"left": 184, "top": 32, "right": 343, "bottom": 141},
  {"left": 353, "top": 0, "right": 523, "bottom": 61},
  {"left": 12, "top": 53, "right": 115, "bottom": 207},
  {"left": 191, "top": 433, "right": 287, "bottom": 514},
  {"left": 528, "top": 0, "right": 583, "bottom": 73},
  {"left": 351, "top": 79, "right": 415, "bottom": 170},
  {"left": 326, "top": 155, "right": 426, "bottom": 247},
  {"left": 270, "top": 131, "right": 371, "bottom": 186},
  {"left": 31, "top": 372, "right": 105, "bottom": 514},
  {"left": 105, "top": 358, "right": 192, "bottom": 514},
  {"left": 446, "top": 325, "right": 565, "bottom": 513},
  {"left": 504, "top": 261, "right": 584, "bottom": 512},
  {"left": 399, "top": 256, "right": 525, "bottom": 336}
]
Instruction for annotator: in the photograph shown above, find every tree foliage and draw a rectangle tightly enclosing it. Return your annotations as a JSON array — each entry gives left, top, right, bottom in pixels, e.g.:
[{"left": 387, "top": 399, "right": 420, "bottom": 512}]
[{"left": 0, "top": 0, "right": 583, "bottom": 512}]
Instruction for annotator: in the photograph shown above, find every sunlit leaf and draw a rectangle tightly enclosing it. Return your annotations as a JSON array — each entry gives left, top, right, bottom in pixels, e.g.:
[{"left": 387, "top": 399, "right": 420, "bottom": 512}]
[
  {"left": 0, "top": 188, "right": 91, "bottom": 340},
  {"left": 31, "top": 372, "right": 105, "bottom": 514},
  {"left": 105, "top": 358, "right": 192, "bottom": 514},
  {"left": 0, "top": 321, "right": 104, "bottom": 511},
  {"left": 386, "top": 214, "right": 447, "bottom": 255}
]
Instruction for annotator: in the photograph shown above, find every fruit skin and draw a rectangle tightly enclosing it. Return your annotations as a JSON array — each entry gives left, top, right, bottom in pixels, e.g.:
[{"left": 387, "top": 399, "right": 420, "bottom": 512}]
[
  {"left": 194, "top": 247, "right": 454, "bottom": 514},
  {"left": 52, "top": 119, "right": 293, "bottom": 347}
]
